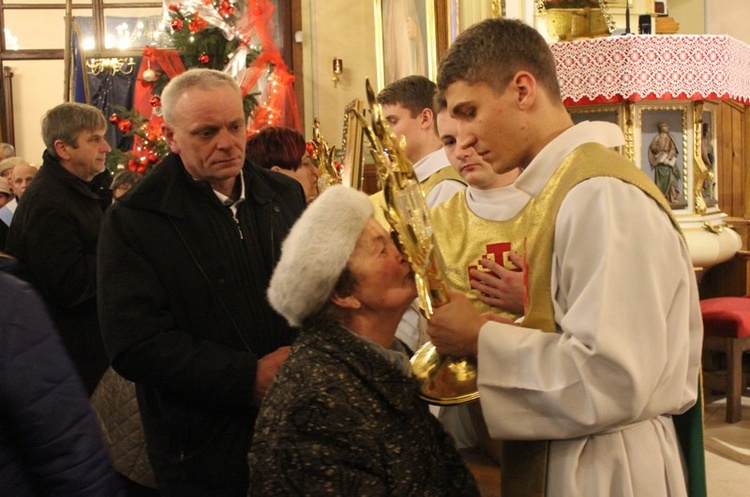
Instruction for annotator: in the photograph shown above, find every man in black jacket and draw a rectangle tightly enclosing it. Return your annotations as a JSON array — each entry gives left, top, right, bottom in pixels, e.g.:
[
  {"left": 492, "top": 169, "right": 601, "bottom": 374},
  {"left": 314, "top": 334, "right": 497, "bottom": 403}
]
[
  {"left": 6, "top": 102, "right": 112, "bottom": 394},
  {"left": 97, "top": 69, "right": 306, "bottom": 497}
]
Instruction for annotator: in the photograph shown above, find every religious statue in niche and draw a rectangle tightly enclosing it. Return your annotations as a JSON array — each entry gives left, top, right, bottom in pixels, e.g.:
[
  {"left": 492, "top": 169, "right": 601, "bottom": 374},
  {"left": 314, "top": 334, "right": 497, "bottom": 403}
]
[
  {"left": 648, "top": 122, "right": 680, "bottom": 204},
  {"left": 701, "top": 122, "right": 717, "bottom": 205}
]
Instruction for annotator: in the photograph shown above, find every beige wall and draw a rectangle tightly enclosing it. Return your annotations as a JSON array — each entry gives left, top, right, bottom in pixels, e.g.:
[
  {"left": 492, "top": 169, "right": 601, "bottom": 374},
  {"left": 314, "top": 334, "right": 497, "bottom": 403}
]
[
  {"left": 667, "top": 0, "right": 750, "bottom": 42},
  {"left": 6, "top": 60, "right": 65, "bottom": 165},
  {"left": 302, "top": 1, "right": 376, "bottom": 149},
  {"left": 4, "top": 6, "right": 69, "bottom": 162},
  {"left": 707, "top": 0, "right": 750, "bottom": 44},
  {"left": 670, "top": 0, "right": 705, "bottom": 35}
]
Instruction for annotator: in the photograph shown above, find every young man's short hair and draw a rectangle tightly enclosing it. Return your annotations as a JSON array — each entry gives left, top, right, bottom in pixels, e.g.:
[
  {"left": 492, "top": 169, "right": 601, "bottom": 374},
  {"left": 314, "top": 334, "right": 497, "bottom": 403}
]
[
  {"left": 436, "top": 18, "right": 561, "bottom": 107},
  {"left": 377, "top": 75, "right": 437, "bottom": 118}
]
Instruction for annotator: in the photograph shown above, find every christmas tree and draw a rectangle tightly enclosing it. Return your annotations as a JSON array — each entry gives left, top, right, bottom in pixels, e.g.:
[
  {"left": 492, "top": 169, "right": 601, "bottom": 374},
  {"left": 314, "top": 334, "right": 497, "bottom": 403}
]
[{"left": 106, "top": 0, "right": 298, "bottom": 174}]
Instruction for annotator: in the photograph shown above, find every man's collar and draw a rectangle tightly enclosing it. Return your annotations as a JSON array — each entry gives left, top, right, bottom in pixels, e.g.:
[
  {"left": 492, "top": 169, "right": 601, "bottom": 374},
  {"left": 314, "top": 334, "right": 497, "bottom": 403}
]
[
  {"left": 515, "top": 121, "right": 625, "bottom": 198},
  {"left": 412, "top": 148, "right": 450, "bottom": 182},
  {"left": 213, "top": 173, "right": 246, "bottom": 209}
]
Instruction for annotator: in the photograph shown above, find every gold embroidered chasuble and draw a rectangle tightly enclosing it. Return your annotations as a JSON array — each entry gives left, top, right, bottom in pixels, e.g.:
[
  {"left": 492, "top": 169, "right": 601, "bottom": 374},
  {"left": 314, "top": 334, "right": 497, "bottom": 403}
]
[
  {"left": 370, "top": 166, "right": 465, "bottom": 229},
  {"left": 431, "top": 190, "right": 524, "bottom": 322},
  {"left": 503, "top": 142, "right": 681, "bottom": 497}
]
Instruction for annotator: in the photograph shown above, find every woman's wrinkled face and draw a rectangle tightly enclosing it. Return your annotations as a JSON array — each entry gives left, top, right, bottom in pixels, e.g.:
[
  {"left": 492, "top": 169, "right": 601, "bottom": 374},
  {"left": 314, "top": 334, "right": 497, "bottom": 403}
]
[{"left": 346, "top": 218, "right": 416, "bottom": 313}]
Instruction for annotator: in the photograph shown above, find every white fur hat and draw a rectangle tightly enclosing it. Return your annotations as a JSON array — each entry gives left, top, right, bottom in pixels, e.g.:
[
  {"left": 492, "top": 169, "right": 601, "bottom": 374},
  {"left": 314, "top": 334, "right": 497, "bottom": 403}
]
[{"left": 268, "top": 185, "right": 373, "bottom": 326}]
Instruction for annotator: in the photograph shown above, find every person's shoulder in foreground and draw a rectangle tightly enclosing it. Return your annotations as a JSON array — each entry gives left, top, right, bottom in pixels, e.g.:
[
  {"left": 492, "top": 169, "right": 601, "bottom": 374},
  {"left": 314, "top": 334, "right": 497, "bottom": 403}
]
[{"left": 0, "top": 259, "right": 121, "bottom": 496}]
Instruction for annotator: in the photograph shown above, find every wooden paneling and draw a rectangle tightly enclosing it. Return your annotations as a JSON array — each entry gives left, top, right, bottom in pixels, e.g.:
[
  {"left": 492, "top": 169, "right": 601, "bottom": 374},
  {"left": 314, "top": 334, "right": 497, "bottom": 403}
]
[
  {"left": 700, "top": 102, "right": 750, "bottom": 298},
  {"left": 700, "top": 256, "right": 750, "bottom": 298},
  {"left": 717, "top": 101, "right": 746, "bottom": 218}
]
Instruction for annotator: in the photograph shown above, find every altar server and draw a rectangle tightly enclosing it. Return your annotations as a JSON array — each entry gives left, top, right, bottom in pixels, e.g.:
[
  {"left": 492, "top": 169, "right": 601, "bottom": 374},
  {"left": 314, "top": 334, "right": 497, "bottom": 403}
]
[{"left": 427, "top": 18, "right": 705, "bottom": 497}]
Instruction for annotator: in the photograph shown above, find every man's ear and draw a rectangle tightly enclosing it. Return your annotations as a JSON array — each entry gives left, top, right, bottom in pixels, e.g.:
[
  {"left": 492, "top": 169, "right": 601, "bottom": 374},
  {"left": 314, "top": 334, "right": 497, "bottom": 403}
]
[
  {"left": 270, "top": 165, "right": 283, "bottom": 173},
  {"left": 162, "top": 123, "right": 180, "bottom": 154},
  {"left": 420, "top": 107, "right": 434, "bottom": 131},
  {"left": 53, "top": 140, "right": 71, "bottom": 161},
  {"left": 513, "top": 71, "right": 537, "bottom": 110},
  {"left": 330, "top": 292, "right": 361, "bottom": 310}
]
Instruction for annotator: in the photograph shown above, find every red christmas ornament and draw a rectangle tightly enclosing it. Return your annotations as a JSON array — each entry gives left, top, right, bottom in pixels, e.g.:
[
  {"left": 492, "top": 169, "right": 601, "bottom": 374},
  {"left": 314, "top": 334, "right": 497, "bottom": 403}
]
[
  {"left": 198, "top": 53, "right": 210, "bottom": 64},
  {"left": 219, "top": 1, "right": 236, "bottom": 17},
  {"left": 188, "top": 15, "right": 207, "bottom": 33},
  {"left": 146, "top": 132, "right": 157, "bottom": 142},
  {"left": 171, "top": 18, "right": 184, "bottom": 31},
  {"left": 147, "top": 153, "right": 159, "bottom": 163},
  {"left": 109, "top": 114, "right": 120, "bottom": 124},
  {"left": 305, "top": 142, "right": 316, "bottom": 159},
  {"left": 137, "top": 165, "right": 147, "bottom": 174},
  {"left": 127, "top": 159, "right": 139, "bottom": 171},
  {"left": 149, "top": 96, "right": 161, "bottom": 108},
  {"left": 117, "top": 120, "right": 132, "bottom": 134},
  {"left": 167, "top": 3, "right": 181, "bottom": 12}
]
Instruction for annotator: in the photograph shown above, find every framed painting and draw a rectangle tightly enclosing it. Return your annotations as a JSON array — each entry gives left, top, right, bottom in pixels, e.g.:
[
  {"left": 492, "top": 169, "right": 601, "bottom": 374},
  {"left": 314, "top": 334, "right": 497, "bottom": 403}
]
[
  {"left": 435, "top": 0, "right": 459, "bottom": 61},
  {"left": 339, "top": 99, "right": 367, "bottom": 190},
  {"left": 568, "top": 104, "right": 625, "bottom": 154},
  {"left": 447, "top": 0, "right": 459, "bottom": 43},
  {"left": 637, "top": 103, "right": 689, "bottom": 210},
  {"left": 437, "top": 1, "right": 506, "bottom": 61},
  {"left": 374, "top": 0, "right": 438, "bottom": 89}
]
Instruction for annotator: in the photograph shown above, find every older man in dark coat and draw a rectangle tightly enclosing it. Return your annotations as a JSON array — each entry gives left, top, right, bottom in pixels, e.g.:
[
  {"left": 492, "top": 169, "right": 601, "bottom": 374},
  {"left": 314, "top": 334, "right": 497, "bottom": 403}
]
[
  {"left": 6, "top": 102, "right": 112, "bottom": 394},
  {"left": 97, "top": 69, "right": 305, "bottom": 497}
]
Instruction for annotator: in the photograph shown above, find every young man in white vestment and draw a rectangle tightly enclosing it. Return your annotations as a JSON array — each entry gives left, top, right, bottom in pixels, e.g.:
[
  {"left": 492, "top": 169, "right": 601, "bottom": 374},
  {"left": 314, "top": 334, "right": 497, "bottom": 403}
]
[
  {"left": 432, "top": 107, "right": 526, "bottom": 321},
  {"left": 427, "top": 18, "right": 705, "bottom": 497},
  {"left": 375, "top": 75, "right": 466, "bottom": 213},
  {"left": 427, "top": 107, "right": 525, "bottom": 453}
]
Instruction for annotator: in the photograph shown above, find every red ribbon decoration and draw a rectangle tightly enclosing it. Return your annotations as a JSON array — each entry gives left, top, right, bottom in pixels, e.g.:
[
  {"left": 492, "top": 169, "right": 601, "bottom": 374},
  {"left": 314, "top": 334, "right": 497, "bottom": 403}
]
[
  {"left": 129, "top": 0, "right": 301, "bottom": 164},
  {"left": 242, "top": 0, "right": 300, "bottom": 134}
]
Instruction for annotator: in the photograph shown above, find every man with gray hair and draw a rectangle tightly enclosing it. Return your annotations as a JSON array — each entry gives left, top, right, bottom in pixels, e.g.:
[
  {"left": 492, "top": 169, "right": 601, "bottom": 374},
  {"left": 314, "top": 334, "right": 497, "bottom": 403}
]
[
  {"left": 6, "top": 102, "right": 112, "bottom": 394},
  {"left": 11, "top": 161, "right": 38, "bottom": 200},
  {"left": 98, "top": 68, "right": 306, "bottom": 496},
  {"left": 0, "top": 158, "right": 35, "bottom": 247},
  {"left": 0, "top": 157, "right": 24, "bottom": 195},
  {"left": 0, "top": 142, "right": 14, "bottom": 161}
]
